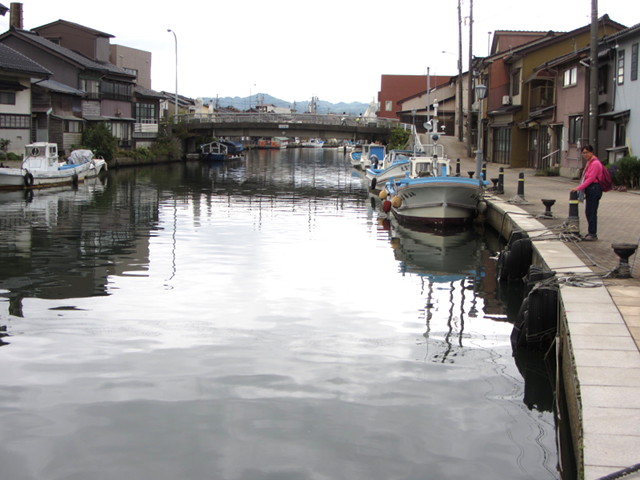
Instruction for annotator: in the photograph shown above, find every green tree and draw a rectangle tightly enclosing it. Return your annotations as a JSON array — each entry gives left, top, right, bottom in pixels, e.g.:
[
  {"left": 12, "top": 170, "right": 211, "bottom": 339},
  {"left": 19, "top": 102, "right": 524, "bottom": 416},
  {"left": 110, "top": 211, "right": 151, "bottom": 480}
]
[
  {"left": 82, "top": 123, "right": 118, "bottom": 159},
  {"left": 387, "top": 127, "right": 411, "bottom": 150}
]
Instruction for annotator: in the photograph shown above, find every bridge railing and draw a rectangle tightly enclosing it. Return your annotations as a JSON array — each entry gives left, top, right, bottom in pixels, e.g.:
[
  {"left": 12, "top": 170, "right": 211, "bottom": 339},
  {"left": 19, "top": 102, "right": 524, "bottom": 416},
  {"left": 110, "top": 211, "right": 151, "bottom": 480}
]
[{"left": 174, "top": 112, "right": 407, "bottom": 129}]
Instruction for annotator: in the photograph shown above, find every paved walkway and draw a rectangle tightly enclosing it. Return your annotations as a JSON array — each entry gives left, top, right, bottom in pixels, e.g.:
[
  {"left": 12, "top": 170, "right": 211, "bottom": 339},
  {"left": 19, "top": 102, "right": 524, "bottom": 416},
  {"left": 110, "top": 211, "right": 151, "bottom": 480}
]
[{"left": 438, "top": 136, "right": 640, "bottom": 480}]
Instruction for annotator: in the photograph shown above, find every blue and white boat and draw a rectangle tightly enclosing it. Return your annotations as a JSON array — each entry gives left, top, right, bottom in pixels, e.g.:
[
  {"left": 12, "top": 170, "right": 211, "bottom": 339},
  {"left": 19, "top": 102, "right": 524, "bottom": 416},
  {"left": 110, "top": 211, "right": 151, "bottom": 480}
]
[
  {"left": 0, "top": 143, "right": 106, "bottom": 190},
  {"left": 199, "top": 140, "right": 244, "bottom": 161},
  {"left": 381, "top": 141, "right": 486, "bottom": 226},
  {"left": 350, "top": 143, "right": 386, "bottom": 170},
  {"left": 364, "top": 149, "right": 412, "bottom": 191}
]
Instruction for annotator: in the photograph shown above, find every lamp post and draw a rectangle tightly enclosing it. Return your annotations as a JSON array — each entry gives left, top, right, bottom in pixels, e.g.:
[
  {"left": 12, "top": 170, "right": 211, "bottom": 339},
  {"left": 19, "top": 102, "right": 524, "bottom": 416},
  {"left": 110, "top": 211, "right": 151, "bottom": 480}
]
[
  {"left": 474, "top": 83, "right": 487, "bottom": 183},
  {"left": 167, "top": 29, "right": 178, "bottom": 122}
]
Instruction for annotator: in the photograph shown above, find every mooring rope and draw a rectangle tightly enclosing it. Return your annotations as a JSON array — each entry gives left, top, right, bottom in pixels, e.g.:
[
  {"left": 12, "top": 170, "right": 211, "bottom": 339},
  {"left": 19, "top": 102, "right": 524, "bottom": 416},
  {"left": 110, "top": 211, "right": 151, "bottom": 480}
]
[{"left": 597, "top": 463, "right": 640, "bottom": 480}]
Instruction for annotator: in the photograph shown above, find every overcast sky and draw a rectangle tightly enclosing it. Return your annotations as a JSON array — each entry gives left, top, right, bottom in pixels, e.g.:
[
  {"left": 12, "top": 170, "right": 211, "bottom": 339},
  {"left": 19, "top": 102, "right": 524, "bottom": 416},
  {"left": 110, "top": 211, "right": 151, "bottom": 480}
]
[{"left": 1, "top": 0, "right": 637, "bottom": 104}]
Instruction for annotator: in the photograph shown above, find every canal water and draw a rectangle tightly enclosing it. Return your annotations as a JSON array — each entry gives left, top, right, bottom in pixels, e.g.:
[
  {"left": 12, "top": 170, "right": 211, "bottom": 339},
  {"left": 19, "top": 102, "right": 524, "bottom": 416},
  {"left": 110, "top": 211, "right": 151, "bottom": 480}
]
[{"left": 0, "top": 148, "right": 558, "bottom": 480}]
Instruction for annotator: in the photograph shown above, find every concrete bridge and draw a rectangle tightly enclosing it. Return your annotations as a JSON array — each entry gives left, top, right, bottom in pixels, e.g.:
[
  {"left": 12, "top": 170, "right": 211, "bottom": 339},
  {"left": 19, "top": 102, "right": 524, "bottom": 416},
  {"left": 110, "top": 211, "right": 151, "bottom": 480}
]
[{"left": 174, "top": 113, "right": 406, "bottom": 149}]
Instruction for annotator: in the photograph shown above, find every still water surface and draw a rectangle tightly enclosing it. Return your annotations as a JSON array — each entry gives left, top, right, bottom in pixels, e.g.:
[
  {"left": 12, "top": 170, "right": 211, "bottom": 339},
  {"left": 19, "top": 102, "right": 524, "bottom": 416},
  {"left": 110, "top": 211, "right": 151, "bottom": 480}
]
[{"left": 0, "top": 148, "right": 558, "bottom": 479}]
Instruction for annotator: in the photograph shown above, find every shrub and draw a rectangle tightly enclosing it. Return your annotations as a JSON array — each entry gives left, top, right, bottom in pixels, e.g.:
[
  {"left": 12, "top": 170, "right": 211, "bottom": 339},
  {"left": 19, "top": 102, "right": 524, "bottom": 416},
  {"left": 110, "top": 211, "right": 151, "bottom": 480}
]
[
  {"left": 82, "top": 123, "right": 118, "bottom": 160},
  {"left": 387, "top": 127, "right": 411, "bottom": 150},
  {"left": 614, "top": 156, "right": 640, "bottom": 189},
  {"left": 115, "top": 147, "right": 154, "bottom": 162},
  {"left": 150, "top": 126, "right": 183, "bottom": 160},
  {"left": 535, "top": 167, "right": 560, "bottom": 176}
]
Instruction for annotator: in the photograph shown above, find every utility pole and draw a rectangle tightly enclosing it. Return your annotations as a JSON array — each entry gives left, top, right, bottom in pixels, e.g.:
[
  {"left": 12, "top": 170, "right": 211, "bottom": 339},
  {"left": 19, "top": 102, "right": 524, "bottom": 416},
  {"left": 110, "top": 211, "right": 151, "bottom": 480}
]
[
  {"left": 466, "top": 0, "right": 474, "bottom": 157},
  {"left": 588, "top": 0, "right": 599, "bottom": 148},
  {"left": 457, "top": 0, "right": 464, "bottom": 142}
]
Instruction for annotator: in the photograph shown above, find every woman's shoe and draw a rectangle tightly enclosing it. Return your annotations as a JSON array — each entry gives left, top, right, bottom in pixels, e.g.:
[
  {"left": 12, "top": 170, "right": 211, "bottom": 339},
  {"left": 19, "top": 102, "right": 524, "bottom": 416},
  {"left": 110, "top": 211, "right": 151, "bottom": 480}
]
[{"left": 583, "top": 234, "right": 598, "bottom": 241}]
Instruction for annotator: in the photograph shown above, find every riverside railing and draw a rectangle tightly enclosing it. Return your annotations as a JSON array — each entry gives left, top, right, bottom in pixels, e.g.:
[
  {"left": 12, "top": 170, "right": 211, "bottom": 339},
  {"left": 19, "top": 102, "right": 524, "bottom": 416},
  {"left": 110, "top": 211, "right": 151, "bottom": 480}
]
[{"left": 174, "top": 112, "right": 405, "bottom": 129}]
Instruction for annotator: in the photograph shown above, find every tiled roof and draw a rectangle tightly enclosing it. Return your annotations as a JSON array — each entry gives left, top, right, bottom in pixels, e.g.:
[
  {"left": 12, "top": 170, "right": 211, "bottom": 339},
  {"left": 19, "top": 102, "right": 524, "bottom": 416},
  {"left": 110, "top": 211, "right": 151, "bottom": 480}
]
[
  {"left": 5, "top": 29, "right": 135, "bottom": 79},
  {"left": 0, "top": 42, "right": 51, "bottom": 76},
  {"left": 34, "top": 78, "right": 84, "bottom": 95},
  {"left": 134, "top": 85, "right": 165, "bottom": 99},
  {"left": 33, "top": 19, "right": 114, "bottom": 39}
]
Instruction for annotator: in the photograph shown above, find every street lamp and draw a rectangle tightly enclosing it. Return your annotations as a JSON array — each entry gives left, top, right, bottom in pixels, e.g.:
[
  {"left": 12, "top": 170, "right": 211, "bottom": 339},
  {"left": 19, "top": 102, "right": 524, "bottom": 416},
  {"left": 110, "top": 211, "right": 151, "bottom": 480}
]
[
  {"left": 474, "top": 83, "right": 487, "bottom": 183},
  {"left": 167, "top": 29, "right": 178, "bottom": 122}
]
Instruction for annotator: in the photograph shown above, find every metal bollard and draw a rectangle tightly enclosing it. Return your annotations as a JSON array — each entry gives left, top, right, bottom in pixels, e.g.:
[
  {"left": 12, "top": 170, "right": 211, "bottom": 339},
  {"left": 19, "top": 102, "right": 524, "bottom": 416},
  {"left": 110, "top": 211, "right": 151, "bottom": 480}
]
[
  {"left": 456, "top": 158, "right": 461, "bottom": 177},
  {"left": 468, "top": 171, "right": 475, "bottom": 178},
  {"left": 517, "top": 172, "right": 525, "bottom": 198},
  {"left": 610, "top": 243, "right": 638, "bottom": 278},
  {"left": 541, "top": 199, "right": 556, "bottom": 217},
  {"left": 497, "top": 167, "right": 504, "bottom": 194},
  {"left": 564, "top": 190, "right": 580, "bottom": 235}
]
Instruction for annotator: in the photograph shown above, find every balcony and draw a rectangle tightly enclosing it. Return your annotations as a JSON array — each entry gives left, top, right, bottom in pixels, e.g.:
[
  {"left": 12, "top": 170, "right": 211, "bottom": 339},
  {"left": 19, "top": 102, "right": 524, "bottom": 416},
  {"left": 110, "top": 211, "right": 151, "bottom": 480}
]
[{"left": 132, "top": 122, "right": 158, "bottom": 139}]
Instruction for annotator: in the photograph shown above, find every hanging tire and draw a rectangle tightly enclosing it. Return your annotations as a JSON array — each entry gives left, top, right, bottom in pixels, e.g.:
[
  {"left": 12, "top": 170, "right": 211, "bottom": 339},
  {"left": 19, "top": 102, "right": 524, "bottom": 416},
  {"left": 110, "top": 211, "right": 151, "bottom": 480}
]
[
  {"left": 496, "top": 250, "right": 510, "bottom": 282},
  {"left": 371, "top": 177, "right": 377, "bottom": 189},
  {"left": 72, "top": 173, "right": 79, "bottom": 187},
  {"left": 498, "top": 238, "right": 532, "bottom": 283},
  {"left": 24, "top": 172, "right": 34, "bottom": 187}
]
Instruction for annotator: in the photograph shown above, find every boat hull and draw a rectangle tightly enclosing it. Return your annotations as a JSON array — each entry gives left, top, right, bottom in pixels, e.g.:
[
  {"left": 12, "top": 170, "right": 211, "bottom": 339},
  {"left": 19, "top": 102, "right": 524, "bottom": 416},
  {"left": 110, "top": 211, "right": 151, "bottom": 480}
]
[
  {"left": 0, "top": 160, "right": 106, "bottom": 190},
  {"left": 388, "top": 177, "right": 483, "bottom": 225},
  {"left": 364, "top": 160, "right": 411, "bottom": 190}
]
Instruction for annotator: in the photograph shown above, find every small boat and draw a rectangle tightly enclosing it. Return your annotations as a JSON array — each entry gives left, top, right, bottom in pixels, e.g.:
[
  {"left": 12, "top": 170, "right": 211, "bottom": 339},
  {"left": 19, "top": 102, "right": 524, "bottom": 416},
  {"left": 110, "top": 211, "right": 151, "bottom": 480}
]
[
  {"left": 0, "top": 143, "right": 107, "bottom": 190},
  {"left": 199, "top": 140, "right": 244, "bottom": 161},
  {"left": 301, "top": 138, "right": 325, "bottom": 148},
  {"left": 381, "top": 140, "right": 486, "bottom": 226},
  {"left": 364, "top": 149, "right": 412, "bottom": 191},
  {"left": 350, "top": 143, "right": 386, "bottom": 170}
]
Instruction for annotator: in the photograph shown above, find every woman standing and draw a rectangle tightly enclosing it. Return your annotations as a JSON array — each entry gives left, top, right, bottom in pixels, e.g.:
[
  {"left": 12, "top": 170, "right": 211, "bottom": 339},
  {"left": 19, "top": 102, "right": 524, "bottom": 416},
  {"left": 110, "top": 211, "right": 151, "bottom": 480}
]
[{"left": 570, "top": 145, "right": 606, "bottom": 241}]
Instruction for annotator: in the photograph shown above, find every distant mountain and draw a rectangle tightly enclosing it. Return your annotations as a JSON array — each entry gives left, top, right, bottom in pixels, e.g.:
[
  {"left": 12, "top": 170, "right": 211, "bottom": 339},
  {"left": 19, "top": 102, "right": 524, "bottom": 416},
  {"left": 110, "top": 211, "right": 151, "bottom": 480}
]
[{"left": 203, "top": 94, "right": 370, "bottom": 116}]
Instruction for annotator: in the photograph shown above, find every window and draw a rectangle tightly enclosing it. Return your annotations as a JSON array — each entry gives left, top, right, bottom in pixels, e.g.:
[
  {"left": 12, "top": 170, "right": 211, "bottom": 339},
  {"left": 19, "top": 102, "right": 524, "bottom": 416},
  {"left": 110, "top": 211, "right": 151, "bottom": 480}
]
[
  {"left": 0, "top": 114, "right": 30, "bottom": 128},
  {"left": 569, "top": 115, "right": 583, "bottom": 145},
  {"left": 385, "top": 100, "right": 392, "bottom": 112},
  {"left": 80, "top": 79, "right": 100, "bottom": 97},
  {"left": 493, "top": 127, "right": 511, "bottom": 165},
  {"left": 0, "top": 91, "right": 16, "bottom": 104},
  {"left": 135, "top": 103, "right": 156, "bottom": 123},
  {"left": 64, "top": 120, "right": 83, "bottom": 133},
  {"left": 614, "top": 122, "right": 626, "bottom": 148},
  {"left": 109, "top": 121, "right": 131, "bottom": 141},
  {"left": 563, "top": 67, "right": 577, "bottom": 86},
  {"left": 100, "top": 80, "right": 133, "bottom": 101},
  {"left": 617, "top": 50, "right": 625, "bottom": 85},
  {"left": 511, "top": 69, "right": 520, "bottom": 96},
  {"left": 632, "top": 43, "right": 638, "bottom": 82}
]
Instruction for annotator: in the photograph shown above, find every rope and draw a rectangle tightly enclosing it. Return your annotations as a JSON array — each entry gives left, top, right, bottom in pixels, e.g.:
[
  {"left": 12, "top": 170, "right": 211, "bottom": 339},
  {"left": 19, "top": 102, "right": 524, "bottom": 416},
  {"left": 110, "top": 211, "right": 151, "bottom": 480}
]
[{"left": 597, "top": 463, "right": 640, "bottom": 480}]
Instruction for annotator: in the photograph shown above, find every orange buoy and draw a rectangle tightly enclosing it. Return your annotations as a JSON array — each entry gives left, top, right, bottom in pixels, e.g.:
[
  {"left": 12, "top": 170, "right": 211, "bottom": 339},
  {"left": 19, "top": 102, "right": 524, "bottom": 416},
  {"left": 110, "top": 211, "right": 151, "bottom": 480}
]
[{"left": 391, "top": 196, "right": 402, "bottom": 208}]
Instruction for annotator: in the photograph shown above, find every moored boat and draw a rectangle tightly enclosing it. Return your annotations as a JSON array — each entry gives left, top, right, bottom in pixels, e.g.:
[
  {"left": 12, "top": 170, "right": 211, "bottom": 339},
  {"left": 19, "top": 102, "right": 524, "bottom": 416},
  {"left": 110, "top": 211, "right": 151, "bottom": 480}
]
[
  {"left": 381, "top": 140, "right": 486, "bottom": 226},
  {"left": 200, "top": 140, "right": 244, "bottom": 161},
  {"left": 364, "top": 149, "right": 412, "bottom": 191},
  {"left": 350, "top": 143, "right": 386, "bottom": 170},
  {"left": 0, "top": 143, "right": 107, "bottom": 190},
  {"left": 301, "top": 138, "right": 325, "bottom": 148}
]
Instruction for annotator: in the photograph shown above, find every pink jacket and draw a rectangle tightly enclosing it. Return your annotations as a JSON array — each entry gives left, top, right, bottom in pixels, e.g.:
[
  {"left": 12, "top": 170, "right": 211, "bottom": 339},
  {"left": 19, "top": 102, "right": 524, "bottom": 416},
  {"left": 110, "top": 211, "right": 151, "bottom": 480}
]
[{"left": 575, "top": 157, "right": 606, "bottom": 191}]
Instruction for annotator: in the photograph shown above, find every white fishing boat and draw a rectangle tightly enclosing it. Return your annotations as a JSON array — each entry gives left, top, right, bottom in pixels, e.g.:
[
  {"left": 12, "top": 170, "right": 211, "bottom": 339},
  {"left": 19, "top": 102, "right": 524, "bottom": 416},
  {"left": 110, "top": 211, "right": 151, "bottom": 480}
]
[
  {"left": 381, "top": 140, "right": 486, "bottom": 226},
  {"left": 301, "top": 138, "right": 325, "bottom": 148},
  {"left": 364, "top": 149, "right": 412, "bottom": 191},
  {"left": 350, "top": 143, "right": 385, "bottom": 170},
  {"left": 0, "top": 143, "right": 107, "bottom": 190}
]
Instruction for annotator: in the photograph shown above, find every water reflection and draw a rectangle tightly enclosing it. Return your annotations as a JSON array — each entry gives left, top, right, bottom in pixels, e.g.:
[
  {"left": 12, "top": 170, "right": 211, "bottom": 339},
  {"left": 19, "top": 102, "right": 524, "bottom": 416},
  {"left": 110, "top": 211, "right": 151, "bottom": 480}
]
[{"left": 0, "top": 149, "right": 558, "bottom": 479}]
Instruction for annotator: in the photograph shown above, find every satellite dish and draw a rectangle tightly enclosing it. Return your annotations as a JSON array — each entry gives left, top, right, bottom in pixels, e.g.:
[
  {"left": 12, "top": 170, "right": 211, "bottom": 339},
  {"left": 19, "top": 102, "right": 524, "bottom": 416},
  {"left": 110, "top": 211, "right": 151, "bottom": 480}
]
[{"left": 423, "top": 121, "right": 433, "bottom": 131}]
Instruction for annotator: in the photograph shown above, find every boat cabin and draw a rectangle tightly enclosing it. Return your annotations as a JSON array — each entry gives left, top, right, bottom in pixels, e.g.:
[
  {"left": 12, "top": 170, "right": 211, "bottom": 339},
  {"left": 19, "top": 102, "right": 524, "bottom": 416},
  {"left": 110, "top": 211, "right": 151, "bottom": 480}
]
[{"left": 23, "top": 143, "right": 59, "bottom": 169}]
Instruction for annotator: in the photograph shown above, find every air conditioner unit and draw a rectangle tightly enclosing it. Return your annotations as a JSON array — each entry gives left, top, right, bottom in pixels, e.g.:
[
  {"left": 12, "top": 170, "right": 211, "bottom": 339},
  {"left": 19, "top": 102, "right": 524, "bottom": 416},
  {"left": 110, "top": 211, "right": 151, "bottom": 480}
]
[{"left": 502, "top": 95, "right": 511, "bottom": 106}]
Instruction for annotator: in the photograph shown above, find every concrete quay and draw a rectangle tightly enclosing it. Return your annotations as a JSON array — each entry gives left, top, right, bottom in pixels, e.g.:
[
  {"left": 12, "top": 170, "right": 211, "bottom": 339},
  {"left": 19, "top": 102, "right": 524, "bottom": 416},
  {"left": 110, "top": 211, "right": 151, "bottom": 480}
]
[{"left": 439, "top": 136, "right": 640, "bottom": 480}]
